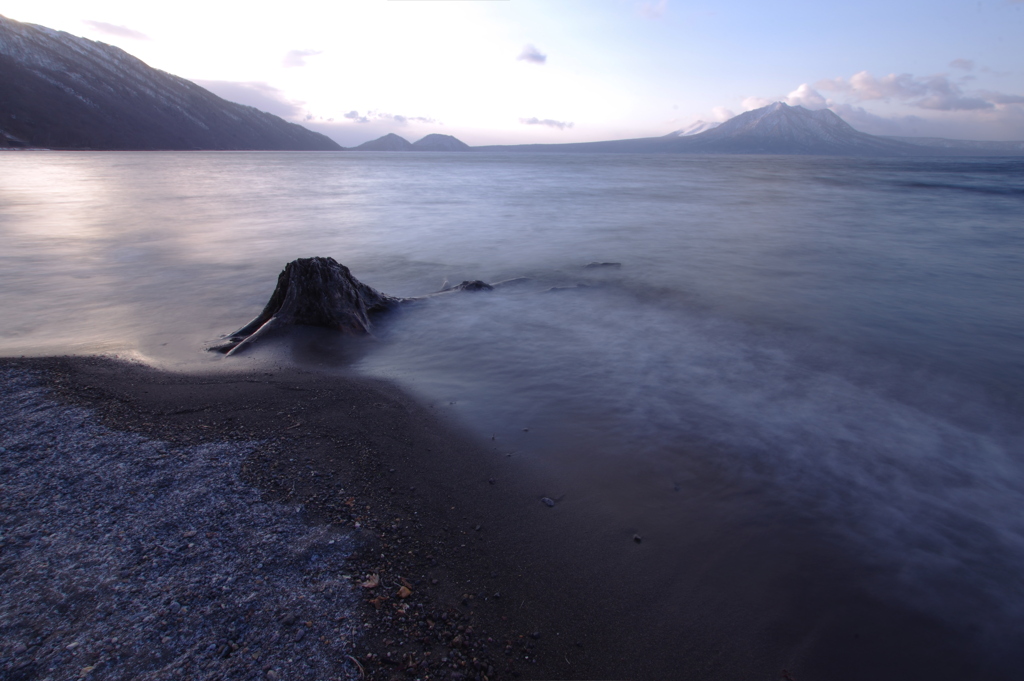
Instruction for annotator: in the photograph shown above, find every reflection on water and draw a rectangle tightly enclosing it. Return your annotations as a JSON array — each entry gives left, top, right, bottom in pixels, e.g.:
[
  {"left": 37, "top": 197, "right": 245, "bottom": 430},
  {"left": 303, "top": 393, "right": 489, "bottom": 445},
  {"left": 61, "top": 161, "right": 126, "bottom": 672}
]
[{"left": 2, "top": 151, "right": 1024, "bottom": 651}]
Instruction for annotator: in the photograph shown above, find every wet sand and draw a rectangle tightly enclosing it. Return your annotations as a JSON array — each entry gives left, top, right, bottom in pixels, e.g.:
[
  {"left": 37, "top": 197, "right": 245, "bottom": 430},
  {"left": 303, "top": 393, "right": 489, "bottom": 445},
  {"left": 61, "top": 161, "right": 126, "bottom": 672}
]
[{"left": 1, "top": 354, "right": 1018, "bottom": 681}]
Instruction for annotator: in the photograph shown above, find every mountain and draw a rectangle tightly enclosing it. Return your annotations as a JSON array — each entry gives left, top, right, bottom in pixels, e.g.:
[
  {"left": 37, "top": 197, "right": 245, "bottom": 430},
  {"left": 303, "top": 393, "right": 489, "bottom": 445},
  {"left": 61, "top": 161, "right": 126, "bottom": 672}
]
[
  {"left": 351, "top": 133, "right": 470, "bottom": 151},
  {"left": 676, "top": 102, "right": 923, "bottom": 155},
  {"left": 352, "top": 133, "right": 416, "bottom": 151},
  {"left": 474, "top": 102, "right": 1023, "bottom": 156},
  {"left": 664, "top": 120, "right": 720, "bottom": 137},
  {"left": 412, "top": 133, "right": 470, "bottom": 151},
  {"left": 0, "top": 14, "right": 340, "bottom": 150}
]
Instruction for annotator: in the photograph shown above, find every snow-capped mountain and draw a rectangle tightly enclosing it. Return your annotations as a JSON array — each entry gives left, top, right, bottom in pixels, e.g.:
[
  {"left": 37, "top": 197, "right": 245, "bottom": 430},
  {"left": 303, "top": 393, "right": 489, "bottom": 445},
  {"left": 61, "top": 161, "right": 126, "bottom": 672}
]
[
  {"left": 665, "top": 120, "right": 721, "bottom": 137},
  {"left": 0, "top": 14, "right": 340, "bottom": 150},
  {"left": 679, "top": 102, "right": 919, "bottom": 155}
]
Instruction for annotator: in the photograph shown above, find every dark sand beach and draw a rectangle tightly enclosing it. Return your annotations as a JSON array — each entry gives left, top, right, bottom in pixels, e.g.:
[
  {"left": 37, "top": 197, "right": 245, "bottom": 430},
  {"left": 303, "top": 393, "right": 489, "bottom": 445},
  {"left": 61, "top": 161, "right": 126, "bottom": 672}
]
[{"left": 2, "top": 355, "right": 1018, "bottom": 681}]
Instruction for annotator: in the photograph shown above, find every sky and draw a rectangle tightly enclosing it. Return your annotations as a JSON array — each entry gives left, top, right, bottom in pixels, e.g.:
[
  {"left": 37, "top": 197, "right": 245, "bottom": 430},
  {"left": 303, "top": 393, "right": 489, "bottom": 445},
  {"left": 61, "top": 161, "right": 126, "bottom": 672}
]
[{"left": 4, "top": 0, "right": 1024, "bottom": 146}]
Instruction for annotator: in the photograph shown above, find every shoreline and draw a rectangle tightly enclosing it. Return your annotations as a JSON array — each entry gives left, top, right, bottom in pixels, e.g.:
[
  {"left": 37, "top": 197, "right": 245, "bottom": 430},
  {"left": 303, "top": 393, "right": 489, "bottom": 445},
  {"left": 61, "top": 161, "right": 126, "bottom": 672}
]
[{"left": 2, "top": 354, "right": 1019, "bottom": 681}]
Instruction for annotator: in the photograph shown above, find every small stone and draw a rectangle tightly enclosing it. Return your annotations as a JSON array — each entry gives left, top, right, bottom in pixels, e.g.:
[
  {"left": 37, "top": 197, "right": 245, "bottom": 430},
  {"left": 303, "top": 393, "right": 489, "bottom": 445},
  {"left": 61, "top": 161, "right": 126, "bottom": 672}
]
[
  {"left": 633, "top": 534, "right": 642, "bottom": 543},
  {"left": 541, "top": 497, "right": 555, "bottom": 507},
  {"left": 13, "top": 643, "right": 27, "bottom": 655},
  {"left": 488, "top": 478, "right": 495, "bottom": 485},
  {"left": 266, "top": 671, "right": 280, "bottom": 680},
  {"left": 280, "top": 613, "right": 297, "bottom": 627},
  {"left": 294, "top": 628, "right": 306, "bottom": 643},
  {"left": 531, "top": 631, "right": 541, "bottom": 640}
]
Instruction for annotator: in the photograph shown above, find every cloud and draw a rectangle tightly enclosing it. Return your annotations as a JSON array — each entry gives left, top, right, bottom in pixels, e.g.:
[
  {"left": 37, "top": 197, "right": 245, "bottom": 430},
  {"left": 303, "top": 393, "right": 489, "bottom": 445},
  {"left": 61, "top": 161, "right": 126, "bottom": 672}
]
[
  {"left": 980, "top": 91, "right": 1024, "bottom": 105},
  {"left": 741, "top": 84, "right": 828, "bottom": 111},
  {"left": 341, "top": 110, "right": 436, "bottom": 125},
  {"left": 517, "top": 44, "right": 547, "bottom": 65},
  {"left": 82, "top": 20, "right": 148, "bottom": 40},
  {"left": 816, "top": 71, "right": 995, "bottom": 111},
  {"left": 639, "top": 0, "right": 669, "bottom": 18},
  {"left": 735, "top": 70, "right": 1024, "bottom": 140},
  {"left": 193, "top": 80, "right": 304, "bottom": 118},
  {"left": 741, "top": 95, "right": 774, "bottom": 111},
  {"left": 785, "top": 83, "right": 829, "bottom": 109},
  {"left": 282, "top": 49, "right": 322, "bottom": 68},
  {"left": 949, "top": 58, "right": 975, "bottom": 71},
  {"left": 711, "top": 106, "right": 735, "bottom": 122},
  {"left": 520, "top": 117, "right": 573, "bottom": 130}
]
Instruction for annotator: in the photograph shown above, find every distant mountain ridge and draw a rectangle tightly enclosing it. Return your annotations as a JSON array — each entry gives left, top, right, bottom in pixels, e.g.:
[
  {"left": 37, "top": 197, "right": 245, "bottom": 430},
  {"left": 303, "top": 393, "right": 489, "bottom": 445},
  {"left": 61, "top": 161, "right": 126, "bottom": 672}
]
[
  {"left": 351, "top": 133, "right": 470, "bottom": 151},
  {"left": 0, "top": 14, "right": 340, "bottom": 150},
  {"left": 473, "top": 102, "right": 1024, "bottom": 156}
]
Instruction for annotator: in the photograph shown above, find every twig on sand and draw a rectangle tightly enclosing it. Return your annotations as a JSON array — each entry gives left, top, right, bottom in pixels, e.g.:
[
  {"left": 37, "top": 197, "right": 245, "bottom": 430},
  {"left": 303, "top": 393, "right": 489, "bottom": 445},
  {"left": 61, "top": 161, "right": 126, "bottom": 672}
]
[{"left": 346, "top": 654, "right": 365, "bottom": 678}]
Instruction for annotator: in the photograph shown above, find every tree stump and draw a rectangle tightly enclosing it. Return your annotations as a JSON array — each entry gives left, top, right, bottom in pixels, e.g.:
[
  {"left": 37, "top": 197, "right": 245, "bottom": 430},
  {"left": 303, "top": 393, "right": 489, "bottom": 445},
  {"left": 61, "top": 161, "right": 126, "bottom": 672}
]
[
  {"left": 211, "top": 257, "right": 496, "bottom": 356},
  {"left": 210, "top": 257, "right": 400, "bottom": 355}
]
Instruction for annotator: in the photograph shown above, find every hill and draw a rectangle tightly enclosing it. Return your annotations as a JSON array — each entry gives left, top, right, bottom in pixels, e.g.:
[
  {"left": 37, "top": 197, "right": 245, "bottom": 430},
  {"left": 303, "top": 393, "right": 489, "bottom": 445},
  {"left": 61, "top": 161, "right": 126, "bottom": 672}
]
[
  {"left": 352, "top": 133, "right": 415, "bottom": 151},
  {"left": 350, "top": 133, "right": 470, "bottom": 151},
  {"left": 0, "top": 14, "right": 340, "bottom": 150}
]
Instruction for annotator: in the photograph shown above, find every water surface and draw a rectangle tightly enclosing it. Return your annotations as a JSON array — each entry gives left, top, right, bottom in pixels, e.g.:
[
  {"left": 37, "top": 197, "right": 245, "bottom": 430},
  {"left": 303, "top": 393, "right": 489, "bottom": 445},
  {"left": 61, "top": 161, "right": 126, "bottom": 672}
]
[{"left": 2, "top": 150, "right": 1023, "bottom": 669}]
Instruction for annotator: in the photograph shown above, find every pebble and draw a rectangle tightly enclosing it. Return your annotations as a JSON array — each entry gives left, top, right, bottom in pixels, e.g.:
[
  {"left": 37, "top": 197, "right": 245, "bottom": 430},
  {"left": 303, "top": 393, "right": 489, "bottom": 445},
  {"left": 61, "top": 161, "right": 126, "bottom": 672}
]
[
  {"left": 633, "top": 534, "right": 642, "bottom": 543},
  {"left": 541, "top": 497, "right": 556, "bottom": 507}
]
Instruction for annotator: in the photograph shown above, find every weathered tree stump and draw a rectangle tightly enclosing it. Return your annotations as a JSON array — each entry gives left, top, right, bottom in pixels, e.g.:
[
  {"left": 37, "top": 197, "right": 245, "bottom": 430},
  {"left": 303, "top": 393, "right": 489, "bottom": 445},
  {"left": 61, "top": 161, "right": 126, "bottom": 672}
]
[{"left": 211, "top": 257, "right": 495, "bottom": 356}]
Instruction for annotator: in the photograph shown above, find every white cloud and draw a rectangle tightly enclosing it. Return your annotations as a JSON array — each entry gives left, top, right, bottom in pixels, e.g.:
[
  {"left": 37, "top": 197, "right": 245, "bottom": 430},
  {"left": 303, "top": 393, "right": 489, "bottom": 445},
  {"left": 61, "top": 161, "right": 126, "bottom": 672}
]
[
  {"left": 516, "top": 44, "right": 547, "bottom": 65},
  {"left": 340, "top": 110, "right": 437, "bottom": 126},
  {"left": 785, "top": 83, "right": 828, "bottom": 110},
  {"left": 740, "top": 96, "right": 773, "bottom": 111},
  {"left": 711, "top": 106, "right": 735, "bottom": 122},
  {"left": 816, "top": 71, "right": 994, "bottom": 111},
  {"left": 282, "top": 49, "right": 322, "bottom": 68},
  {"left": 949, "top": 58, "right": 975, "bottom": 71},
  {"left": 520, "top": 117, "right": 573, "bottom": 130},
  {"left": 82, "top": 20, "right": 148, "bottom": 40}
]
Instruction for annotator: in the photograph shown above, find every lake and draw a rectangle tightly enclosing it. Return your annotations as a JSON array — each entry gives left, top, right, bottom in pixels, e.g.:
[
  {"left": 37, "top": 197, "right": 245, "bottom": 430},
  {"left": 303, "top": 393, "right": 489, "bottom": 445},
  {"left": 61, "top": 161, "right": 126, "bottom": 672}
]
[{"left": 2, "top": 150, "right": 1023, "bottom": 669}]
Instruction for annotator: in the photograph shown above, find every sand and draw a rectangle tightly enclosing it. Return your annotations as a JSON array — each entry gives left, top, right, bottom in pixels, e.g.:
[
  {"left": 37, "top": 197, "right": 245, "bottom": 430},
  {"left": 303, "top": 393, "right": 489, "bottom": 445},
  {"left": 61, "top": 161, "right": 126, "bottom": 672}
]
[{"left": 1, "top": 355, "right": 1017, "bottom": 681}]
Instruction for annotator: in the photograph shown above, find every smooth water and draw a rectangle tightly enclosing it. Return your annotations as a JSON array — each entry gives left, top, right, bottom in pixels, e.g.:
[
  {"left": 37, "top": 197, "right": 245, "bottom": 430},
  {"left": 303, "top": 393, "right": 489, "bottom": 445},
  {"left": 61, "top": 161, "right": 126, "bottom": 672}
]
[{"left": 3, "top": 151, "right": 1024, "bottom": 643}]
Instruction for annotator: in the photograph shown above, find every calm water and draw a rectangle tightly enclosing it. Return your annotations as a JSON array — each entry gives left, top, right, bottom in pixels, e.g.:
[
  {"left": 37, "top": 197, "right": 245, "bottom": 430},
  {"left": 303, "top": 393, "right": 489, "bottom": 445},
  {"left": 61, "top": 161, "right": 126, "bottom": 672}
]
[{"left": 3, "top": 151, "right": 1024, "bottom": 649}]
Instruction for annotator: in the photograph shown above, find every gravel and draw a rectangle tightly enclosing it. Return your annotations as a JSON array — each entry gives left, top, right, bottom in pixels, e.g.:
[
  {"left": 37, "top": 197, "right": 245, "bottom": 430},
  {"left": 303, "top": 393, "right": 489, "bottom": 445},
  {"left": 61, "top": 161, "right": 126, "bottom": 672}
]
[{"left": 0, "top": 367, "right": 360, "bottom": 681}]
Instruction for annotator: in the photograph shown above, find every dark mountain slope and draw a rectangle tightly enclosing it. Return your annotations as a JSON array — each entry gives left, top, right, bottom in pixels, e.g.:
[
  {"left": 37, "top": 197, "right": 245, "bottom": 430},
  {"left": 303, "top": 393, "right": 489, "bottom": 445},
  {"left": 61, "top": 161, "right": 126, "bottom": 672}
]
[
  {"left": 352, "top": 133, "right": 415, "bottom": 151},
  {"left": 0, "top": 14, "right": 340, "bottom": 150},
  {"left": 412, "top": 134, "right": 470, "bottom": 151}
]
